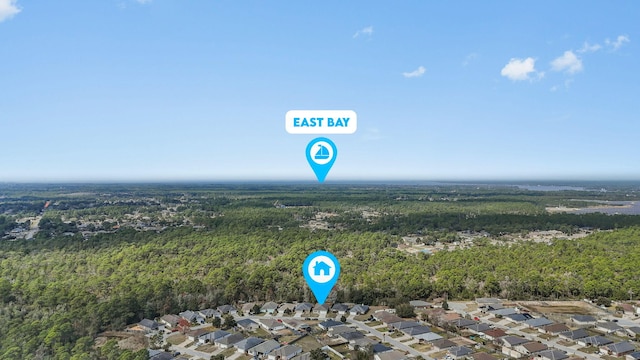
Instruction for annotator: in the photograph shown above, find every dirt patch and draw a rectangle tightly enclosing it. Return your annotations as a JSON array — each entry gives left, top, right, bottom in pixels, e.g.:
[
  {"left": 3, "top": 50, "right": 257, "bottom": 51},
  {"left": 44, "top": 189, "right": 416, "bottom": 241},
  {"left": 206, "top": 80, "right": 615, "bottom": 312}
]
[{"left": 518, "top": 301, "right": 603, "bottom": 316}]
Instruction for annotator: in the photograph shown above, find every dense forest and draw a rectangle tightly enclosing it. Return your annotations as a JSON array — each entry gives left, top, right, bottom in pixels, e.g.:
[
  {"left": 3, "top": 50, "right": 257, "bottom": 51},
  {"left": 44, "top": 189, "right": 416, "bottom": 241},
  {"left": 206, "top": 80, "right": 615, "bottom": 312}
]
[{"left": 2, "top": 183, "right": 640, "bottom": 358}]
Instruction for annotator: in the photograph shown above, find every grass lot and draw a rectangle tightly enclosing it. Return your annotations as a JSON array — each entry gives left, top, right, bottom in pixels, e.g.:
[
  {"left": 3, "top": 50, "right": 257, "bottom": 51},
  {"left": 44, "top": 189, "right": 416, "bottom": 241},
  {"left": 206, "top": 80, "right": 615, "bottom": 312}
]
[
  {"left": 520, "top": 327, "right": 538, "bottom": 334},
  {"left": 410, "top": 343, "right": 432, "bottom": 352},
  {"left": 488, "top": 317, "right": 502, "bottom": 323},
  {"left": 194, "top": 344, "right": 217, "bottom": 353},
  {"left": 389, "top": 331, "right": 404, "bottom": 338},
  {"left": 578, "top": 346, "right": 599, "bottom": 354},
  {"left": 333, "top": 344, "right": 351, "bottom": 355},
  {"left": 557, "top": 340, "right": 575, "bottom": 346},
  {"left": 354, "top": 314, "right": 370, "bottom": 321},
  {"left": 538, "top": 334, "right": 557, "bottom": 340},
  {"left": 166, "top": 334, "right": 186, "bottom": 345},
  {"left": 431, "top": 350, "right": 448, "bottom": 359},
  {"left": 237, "top": 356, "right": 252, "bottom": 360},
  {"left": 219, "top": 348, "right": 236, "bottom": 358},
  {"left": 293, "top": 335, "right": 323, "bottom": 351},
  {"left": 366, "top": 321, "right": 383, "bottom": 326},
  {"left": 253, "top": 328, "right": 271, "bottom": 338}
]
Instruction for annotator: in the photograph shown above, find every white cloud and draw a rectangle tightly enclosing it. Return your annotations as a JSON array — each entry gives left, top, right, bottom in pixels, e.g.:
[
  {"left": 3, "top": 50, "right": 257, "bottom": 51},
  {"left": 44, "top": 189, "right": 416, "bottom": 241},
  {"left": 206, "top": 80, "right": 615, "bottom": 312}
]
[
  {"left": 353, "top": 26, "right": 373, "bottom": 39},
  {"left": 551, "top": 51, "right": 583, "bottom": 74},
  {"left": 577, "top": 42, "right": 601, "bottom": 53},
  {"left": 402, "top": 66, "right": 426, "bottom": 78},
  {"left": 606, "top": 35, "right": 630, "bottom": 50},
  {"left": 500, "top": 57, "right": 537, "bottom": 81},
  {"left": 0, "top": 0, "right": 20, "bottom": 22}
]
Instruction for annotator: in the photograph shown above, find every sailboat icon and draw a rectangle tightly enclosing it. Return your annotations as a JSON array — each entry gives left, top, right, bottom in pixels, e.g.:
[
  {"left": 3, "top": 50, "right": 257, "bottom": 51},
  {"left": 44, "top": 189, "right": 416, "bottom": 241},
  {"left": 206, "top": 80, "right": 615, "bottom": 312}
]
[{"left": 314, "top": 145, "right": 330, "bottom": 160}]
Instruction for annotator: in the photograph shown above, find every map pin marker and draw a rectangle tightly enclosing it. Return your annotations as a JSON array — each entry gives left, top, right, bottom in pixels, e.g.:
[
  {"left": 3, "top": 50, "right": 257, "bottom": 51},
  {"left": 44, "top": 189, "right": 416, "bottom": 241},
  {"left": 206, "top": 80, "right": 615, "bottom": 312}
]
[
  {"left": 306, "top": 137, "right": 337, "bottom": 183},
  {"left": 303, "top": 250, "right": 341, "bottom": 305}
]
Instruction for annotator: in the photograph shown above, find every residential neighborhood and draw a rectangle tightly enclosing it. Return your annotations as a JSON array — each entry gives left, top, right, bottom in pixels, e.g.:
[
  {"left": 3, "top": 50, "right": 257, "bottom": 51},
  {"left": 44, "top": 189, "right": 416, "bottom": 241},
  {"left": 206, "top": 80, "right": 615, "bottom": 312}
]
[{"left": 123, "top": 298, "right": 640, "bottom": 360}]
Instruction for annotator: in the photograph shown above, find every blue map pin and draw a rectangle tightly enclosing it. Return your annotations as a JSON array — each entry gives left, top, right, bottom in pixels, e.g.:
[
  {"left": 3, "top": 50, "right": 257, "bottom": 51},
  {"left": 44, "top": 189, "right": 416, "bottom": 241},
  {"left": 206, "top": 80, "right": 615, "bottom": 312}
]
[
  {"left": 306, "top": 137, "right": 337, "bottom": 183},
  {"left": 303, "top": 251, "right": 340, "bottom": 305}
]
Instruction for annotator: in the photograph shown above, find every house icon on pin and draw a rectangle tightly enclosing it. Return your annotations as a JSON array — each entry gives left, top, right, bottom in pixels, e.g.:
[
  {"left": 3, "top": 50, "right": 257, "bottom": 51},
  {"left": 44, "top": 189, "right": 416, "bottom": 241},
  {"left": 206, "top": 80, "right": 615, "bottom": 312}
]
[{"left": 313, "top": 260, "right": 332, "bottom": 276}]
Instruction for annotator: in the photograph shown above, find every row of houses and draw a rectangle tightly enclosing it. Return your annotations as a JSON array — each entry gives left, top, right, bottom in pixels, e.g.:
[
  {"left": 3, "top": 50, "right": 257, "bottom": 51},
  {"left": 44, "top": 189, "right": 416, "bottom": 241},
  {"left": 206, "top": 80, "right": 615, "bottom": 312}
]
[
  {"left": 254, "top": 301, "right": 369, "bottom": 316},
  {"left": 185, "top": 329, "right": 306, "bottom": 360}
]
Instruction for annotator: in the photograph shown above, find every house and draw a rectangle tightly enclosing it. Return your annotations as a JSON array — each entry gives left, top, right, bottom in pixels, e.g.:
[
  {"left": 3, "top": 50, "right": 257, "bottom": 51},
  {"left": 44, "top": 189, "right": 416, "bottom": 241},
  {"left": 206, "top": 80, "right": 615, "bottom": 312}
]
[
  {"left": 149, "top": 351, "right": 175, "bottom": 360},
  {"left": 471, "top": 353, "right": 498, "bottom": 360},
  {"left": 248, "top": 339, "right": 280, "bottom": 357},
  {"left": 373, "top": 311, "right": 400, "bottom": 322},
  {"left": 282, "top": 318, "right": 311, "bottom": 332},
  {"left": 388, "top": 321, "right": 421, "bottom": 331},
  {"left": 198, "top": 309, "right": 220, "bottom": 319},
  {"left": 292, "top": 353, "right": 311, "bottom": 360},
  {"left": 138, "top": 319, "right": 159, "bottom": 332},
  {"left": 558, "top": 328, "right": 589, "bottom": 341},
  {"left": 350, "top": 304, "right": 370, "bottom": 315},
  {"left": 329, "top": 325, "right": 358, "bottom": 337},
  {"left": 414, "top": 332, "right": 443, "bottom": 342},
  {"left": 349, "top": 337, "right": 378, "bottom": 350},
  {"left": 216, "top": 333, "right": 245, "bottom": 348},
  {"left": 448, "top": 346, "right": 473, "bottom": 359},
  {"left": 372, "top": 343, "right": 393, "bottom": 354},
  {"left": 262, "top": 301, "right": 279, "bottom": 314},
  {"left": 332, "top": 303, "right": 350, "bottom": 315},
  {"left": 501, "top": 336, "right": 529, "bottom": 348},
  {"left": 268, "top": 345, "right": 303, "bottom": 360},
  {"left": 160, "top": 314, "right": 181, "bottom": 329},
  {"left": 237, "top": 318, "right": 259, "bottom": 331},
  {"left": 490, "top": 308, "right": 517, "bottom": 317},
  {"left": 515, "top": 341, "right": 548, "bottom": 355},
  {"left": 241, "top": 302, "right": 259, "bottom": 314},
  {"left": 627, "top": 351, "right": 640, "bottom": 360},
  {"left": 595, "top": 321, "right": 623, "bottom": 334},
  {"left": 295, "top": 302, "right": 314, "bottom": 313},
  {"left": 259, "top": 318, "right": 286, "bottom": 332},
  {"left": 601, "top": 341, "right": 636, "bottom": 357},
  {"left": 374, "top": 350, "right": 409, "bottom": 360},
  {"left": 409, "top": 300, "right": 432, "bottom": 309},
  {"left": 524, "top": 317, "right": 553, "bottom": 328},
  {"left": 235, "top": 337, "right": 264, "bottom": 353},
  {"left": 481, "top": 328, "right": 507, "bottom": 341},
  {"left": 339, "top": 331, "right": 365, "bottom": 342},
  {"left": 318, "top": 319, "right": 343, "bottom": 330},
  {"left": 627, "top": 326, "right": 640, "bottom": 339},
  {"left": 279, "top": 303, "right": 296, "bottom": 314},
  {"left": 505, "top": 313, "right": 533, "bottom": 323},
  {"left": 179, "top": 310, "right": 205, "bottom": 324},
  {"left": 466, "top": 323, "right": 491, "bottom": 335},
  {"left": 571, "top": 315, "right": 596, "bottom": 327},
  {"left": 314, "top": 303, "right": 329, "bottom": 316},
  {"left": 217, "top": 305, "right": 237, "bottom": 315},
  {"left": 577, "top": 336, "right": 613, "bottom": 347},
  {"left": 186, "top": 328, "right": 211, "bottom": 342},
  {"left": 432, "top": 339, "right": 457, "bottom": 350},
  {"left": 450, "top": 318, "right": 477, "bottom": 328},
  {"left": 537, "top": 349, "right": 568, "bottom": 360},
  {"left": 476, "top": 298, "right": 502, "bottom": 306},
  {"left": 541, "top": 323, "right": 570, "bottom": 335},
  {"left": 199, "top": 330, "right": 230, "bottom": 344},
  {"left": 442, "top": 313, "right": 462, "bottom": 322},
  {"left": 401, "top": 325, "right": 431, "bottom": 336}
]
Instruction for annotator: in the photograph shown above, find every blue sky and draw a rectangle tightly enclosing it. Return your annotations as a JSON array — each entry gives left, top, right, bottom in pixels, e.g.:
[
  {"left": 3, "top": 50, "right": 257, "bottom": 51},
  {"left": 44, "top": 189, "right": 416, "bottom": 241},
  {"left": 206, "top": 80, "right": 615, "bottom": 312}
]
[{"left": 1, "top": 1, "right": 638, "bottom": 182}]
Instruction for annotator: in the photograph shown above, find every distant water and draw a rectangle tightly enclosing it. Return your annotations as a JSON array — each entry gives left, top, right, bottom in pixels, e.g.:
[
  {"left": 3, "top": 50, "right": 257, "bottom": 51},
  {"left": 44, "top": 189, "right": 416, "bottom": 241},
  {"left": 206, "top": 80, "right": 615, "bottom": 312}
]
[
  {"left": 516, "top": 185, "right": 586, "bottom": 191},
  {"left": 571, "top": 201, "right": 640, "bottom": 215}
]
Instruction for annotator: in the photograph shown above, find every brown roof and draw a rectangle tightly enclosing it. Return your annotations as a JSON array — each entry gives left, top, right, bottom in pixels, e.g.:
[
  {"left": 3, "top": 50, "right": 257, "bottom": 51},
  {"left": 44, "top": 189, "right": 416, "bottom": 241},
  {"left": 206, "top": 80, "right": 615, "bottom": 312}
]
[
  {"left": 522, "top": 342, "right": 548, "bottom": 353},
  {"left": 482, "top": 328, "right": 507, "bottom": 338},
  {"left": 472, "top": 353, "right": 498, "bottom": 360},
  {"left": 543, "top": 323, "right": 570, "bottom": 334}
]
